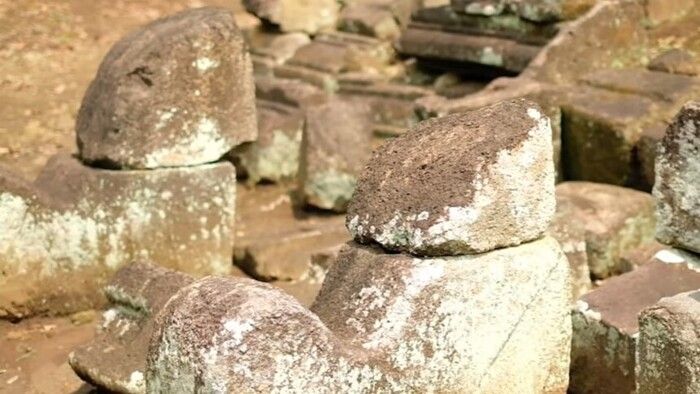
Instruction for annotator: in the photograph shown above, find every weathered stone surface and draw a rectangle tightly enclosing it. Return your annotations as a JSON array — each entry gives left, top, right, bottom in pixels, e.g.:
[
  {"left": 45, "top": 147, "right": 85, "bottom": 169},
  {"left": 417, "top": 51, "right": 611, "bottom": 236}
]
[
  {"left": 348, "top": 99, "right": 555, "bottom": 256},
  {"left": 636, "top": 123, "right": 666, "bottom": 191},
  {"left": 254, "top": 76, "right": 327, "bottom": 108},
  {"left": 250, "top": 32, "right": 310, "bottom": 65},
  {"left": 637, "top": 289, "right": 700, "bottom": 394},
  {"left": 338, "top": 3, "right": 401, "bottom": 40},
  {"left": 515, "top": 0, "right": 596, "bottom": 22},
  {"left": 76, "top": 7, "right": 257, "bottom": 169},
  {"left": 618, "top": 241, "right": 665, "bottom": 273},
  {"left": 0, "top": 155, "right": 236, "bottom": 319},
  {"left": 552, "top": 182, "right": 656, "bottom": 279},
  {"left": 243, "top": 0, "right": 339, "bottom": 33},
  {"left": 653, "top": 102, "right": 700, "bottom": 253},
  {"left": 69, "top": 262, "right": 195, "bottom": 394},
  {"left": 451, "top": 0, "right": 507, "bottom": 16},
  {"left": 570, "top": 249, "right": 700, "bottom": 394},
  {"left": 580, "top": 68, "right": 700, "bottom": 104},
  {"left": 643, "top": 0, "right": 695, "bottom": 26},
  {"left": 299, "top": 98, "right": 373, "bottom": 212},
  {"left": 146, "top": 236, "right": 571, "bottom": 392},
  {"left": 648, "top": 48, "right": 699, "bottom": 76}
]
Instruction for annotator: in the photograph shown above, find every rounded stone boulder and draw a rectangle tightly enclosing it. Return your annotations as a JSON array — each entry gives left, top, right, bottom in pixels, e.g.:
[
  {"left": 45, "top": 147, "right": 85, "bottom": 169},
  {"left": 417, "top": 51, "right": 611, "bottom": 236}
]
[
  {"left": 346, "top": 98, "right": 556, "bottom": 256},
  {"left": 76, "top": 7, "right": 257, "bottom": 169}
]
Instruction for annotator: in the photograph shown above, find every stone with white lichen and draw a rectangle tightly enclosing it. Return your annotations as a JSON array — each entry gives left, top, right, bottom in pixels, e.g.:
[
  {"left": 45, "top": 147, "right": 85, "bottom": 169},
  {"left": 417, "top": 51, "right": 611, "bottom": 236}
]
[
  {"left": 69, "top": 262, "right": 195, "bottom": 394},
  {"left": 298, "top": 97, "right": 373, "bottom": 212},
  {"left": 346, "top": 98, "right": 555, "bottom": 256},
  {"left": 76, "top": 7, "right": 257, "bottom": 169},
  {"left": 637, "top": 289, "right": 700, "bottom": 394},
  {"left": 653, "top": 101, "right": 700, "bottom": 254},
  {"left": 0, "top": 155, "right": 236, "bottom": 319},
  {"left": 146, "top": 236, "right": 571, "bottom": 393}
]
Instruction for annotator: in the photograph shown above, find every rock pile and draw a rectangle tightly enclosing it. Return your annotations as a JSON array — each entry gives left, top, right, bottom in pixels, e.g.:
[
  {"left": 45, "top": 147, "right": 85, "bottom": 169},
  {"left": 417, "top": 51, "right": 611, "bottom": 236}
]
[{"left": 0, "top": 7, "right": 255, "bottom": 320}]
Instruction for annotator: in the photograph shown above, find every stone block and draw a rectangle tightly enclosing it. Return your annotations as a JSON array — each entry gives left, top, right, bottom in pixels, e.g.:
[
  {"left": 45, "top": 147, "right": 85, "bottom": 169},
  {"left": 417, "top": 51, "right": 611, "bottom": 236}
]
[
  {"left": 243, "top": 0, "right": 339, "bottom": 33},
  {"left": 648, "top": 48, "right": 699, "bottom": 77},
  {"left": 636, "top": 123, "right": 666, "bottom": 191}
]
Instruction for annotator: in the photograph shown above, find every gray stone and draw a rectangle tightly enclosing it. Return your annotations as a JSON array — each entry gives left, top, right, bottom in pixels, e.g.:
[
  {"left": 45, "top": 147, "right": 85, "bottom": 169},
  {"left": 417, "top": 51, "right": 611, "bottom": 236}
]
[
  {"left": 76, "top": 7, "right": 257, "bottom": 169},
  {"left": 146, "top": 236, "right": 571, "bottom": 392},
  {"left": 653, "top": 102, "right": 700, "bottom": 253},
  {"left": 637, "top": 289, "right": 700, "bottom": 394},
  {"left": 347, "top": 99, "right": 555, "bottom": 256},
  {"left": 243, "top": 0, "right": 339, "bottom": 33}
]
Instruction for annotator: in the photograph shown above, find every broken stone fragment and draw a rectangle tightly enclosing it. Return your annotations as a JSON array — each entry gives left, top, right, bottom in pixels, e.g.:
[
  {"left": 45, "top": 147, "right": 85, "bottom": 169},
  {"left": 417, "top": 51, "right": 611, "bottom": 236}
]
[
  {"left": 298, "top": 98, "right": 373, "bottom": 212},
  {"left": 637, "top": 289, "right": 700, "bottom": 394},
  {"left": 347, "top": 99, "right": 555, "bottom": 256},
  {"left": 653, "top": 102, "right": 700, "bottom": 253},
  {"left": 146, "top": 236, "right": 571, "bottom": 392},
  {"left": 551, "top": 182, "right": 656, "bottom": 279},
  {"left": 243, "top": 0, "right": 339, "bottom": 33},
  {"left": 648, "top": 48, "right": 699, "bottom": 77},
  {"left": 570, "top": 249, "right": 700, "bottom": 394},
  {"left": 76, "top": 7, "right": 257, "bottom": 169},
  {"left": 69, "top": 262, "right": 195, "bottom": 394},
  {"left": 0, "top": 155, "right": 236, "bottom": 319}
]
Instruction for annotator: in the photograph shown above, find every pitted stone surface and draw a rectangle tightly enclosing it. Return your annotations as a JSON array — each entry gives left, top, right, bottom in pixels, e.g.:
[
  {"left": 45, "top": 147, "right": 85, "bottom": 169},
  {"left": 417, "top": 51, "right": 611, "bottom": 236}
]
[
  {"left": 243, "top": 0, "right": 339, "bottom": 34},
  {"left": 653, "top": 102, "right": 700, "bottom": 253},
  {"left": 69, "top": 262, "right": 195, "bottom": 394},
  {"left": 347, "top": 99, "right": 555, "bottom": 256},
  {"left": 146, "top": 236, "right": 571, "bottom": 393},
  {"left": 0, "top": 155, "right": 236, "bottom": 319},
  {"left": 76, "top": 7, "right": 257, "bottom": 169}
]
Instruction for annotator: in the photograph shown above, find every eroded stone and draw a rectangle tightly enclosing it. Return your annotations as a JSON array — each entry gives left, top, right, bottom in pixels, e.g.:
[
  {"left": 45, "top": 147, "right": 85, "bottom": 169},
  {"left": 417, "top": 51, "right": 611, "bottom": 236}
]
[{"left": 347, "top": 99, "right": 555, "bottom": 256}]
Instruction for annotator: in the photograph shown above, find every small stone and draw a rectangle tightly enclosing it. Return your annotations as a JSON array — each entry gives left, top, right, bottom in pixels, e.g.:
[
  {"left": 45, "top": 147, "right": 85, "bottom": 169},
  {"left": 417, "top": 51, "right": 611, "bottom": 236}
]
[
  {"left": 253, "top": 32, "right": 311, "bottom": 65},
  {"left": 653, "top": 102, "right": 700, "bottom": 253},
  {"left": 637, "top": 289, "right": 700, "bottom": 394},
  {"left": 243, "top": 0, "right": 339, "bottom": 33},
  {"left": 76, "top": 7, "right": 257, "bottom": 169},
  {"left": 347, "top": 99, "right": 555, "bottom": 256},
  {"left": 648, "top": 48, "right": 699, "bottom": 76},
  {"left": 299, "top": 98, "right": 373, "bottom": 212}
]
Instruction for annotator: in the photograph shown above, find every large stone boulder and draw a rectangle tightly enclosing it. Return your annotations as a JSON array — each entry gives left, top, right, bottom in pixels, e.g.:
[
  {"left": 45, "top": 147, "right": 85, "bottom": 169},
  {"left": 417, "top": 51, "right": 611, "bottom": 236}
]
[
  {"left": 653, "top": 101, "right": 700, "bottom": 253},
  {"left": 347, "top": 99, "right": 555, "bottom": 256},
  {"left": 76, "top": 7, "right": 257, "bottom": 169},
  {"left": 146, "top": 236, "right": 571, "bottom": 392}
]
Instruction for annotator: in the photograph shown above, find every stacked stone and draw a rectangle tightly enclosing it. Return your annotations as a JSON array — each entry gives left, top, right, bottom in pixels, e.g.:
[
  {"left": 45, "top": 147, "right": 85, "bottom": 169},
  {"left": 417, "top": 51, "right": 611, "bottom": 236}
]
[{"left": 0, "top": 7, "right": 256, "bottom": 319}]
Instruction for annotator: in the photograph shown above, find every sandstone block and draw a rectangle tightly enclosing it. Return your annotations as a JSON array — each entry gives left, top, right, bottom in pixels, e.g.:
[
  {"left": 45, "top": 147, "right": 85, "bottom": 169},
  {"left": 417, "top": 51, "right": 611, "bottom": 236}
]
[
  {"left": 243, "top": 0, "right": 339, "bottom": 33},
  {"left": 250, "top": 32, "right": 310, "bottom": 65},
  {"left": 76, "top": 7, "right": 257, "bottom": 169},
  {"left": 146, "top": 236, "right": 571, "bottom": 392},
  {"left": 348, "top": 99, "right": 555, "bottom": 256},
  {"left": 570, "top": 249, "right": 700, "bottom": 394},
  {"left": 637, "top": 289, "right": 700, "bottom": 394},
  {"left": 653, "top": 102, "right": 700, "bottom": 253},
  {"left": 643, "top": 0, "right": 695, "bottom": 26},
  {"left": 551, "top": 182, "right": 656, "bottom": 279},
  {"left": 0, "top": 155, "right": 236, "bottom": 319},
  {"left": 299, "top": 98, "right": 373, "bottom": 212}
]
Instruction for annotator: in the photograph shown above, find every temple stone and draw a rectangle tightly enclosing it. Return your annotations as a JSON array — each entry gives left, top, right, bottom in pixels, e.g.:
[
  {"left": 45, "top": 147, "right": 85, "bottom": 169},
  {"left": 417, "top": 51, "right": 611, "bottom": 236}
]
[
  {"left": 637, "top": 290, "right": 700, "bottom": 394},
  {"left": 299, "top": 98, "right": 373, "bottom": 212},
  {"left": 69, "top": 262, "right": 195, "bottom": 394},
  {"left": 570, "top": 249, "right": 700, "bottom": 394},
  {"left": 347, "top": 99, "right": 555, "bottom": 256},
  {"left": 76, "top": 7, "right": 257, "bottom": 169},
  {"left": 243, "top": 0, "right": 339, "bottom": 34},
  {"left": 0, "top": 155, "right": 236, "bottom": 319},
  {"left": 653, "top": 102, "right": 700, "bottom": 253},
  {"left": 551, "top": 182, "right": 656, "bottom": 279},
  {"left": 146, "top": 236, "right": 571, "bottom": 392}
]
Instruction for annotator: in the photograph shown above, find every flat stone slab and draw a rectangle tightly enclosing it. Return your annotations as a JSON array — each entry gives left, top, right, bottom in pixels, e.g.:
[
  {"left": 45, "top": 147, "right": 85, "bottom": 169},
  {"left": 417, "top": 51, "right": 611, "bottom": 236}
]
[
  {"left": 0, "top": 155, "right": 236, "bottom": 319},
  {"left": 76, "top": 7, "right": 257, "bottom": 169},
  {"left": 146, "top": 236, "right": 571, "bottom": 392},
  {"left": 570, "top": 249, "right": 700, "bottom": 394},
  {"left": 347, "top": 98, "right": 555, "bottom": 256},
  {"left": 653, "top": 101, "right": 700, "bottom": 253}
]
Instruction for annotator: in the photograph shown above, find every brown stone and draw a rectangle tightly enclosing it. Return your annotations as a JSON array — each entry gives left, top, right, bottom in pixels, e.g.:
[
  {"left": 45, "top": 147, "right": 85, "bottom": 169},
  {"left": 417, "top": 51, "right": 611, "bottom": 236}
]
[
  {"left": 648, "top": 48, "right": 699, "bottom": 76},
  {"left": 243, "top": 0, "right": 339, "bottom": 33},
  {"left": 250, "top": 32, "right": 310, "bottom": 65},
  {"left": 76, "top": 7, "right": 257, "bottom": 169},
  {"left": 0, "top": 155, "right": 236, "bottom": 320},
  {"left": 580, "top": 68, "right": 700, "bottom": 104},
  {"left": 515, "top": 0, "right": 597, "bottom": 22},
  {"left": 347, "top": 99, "right": 555, "bottom": 256},
  {"left": 643, "top": 0, "right": 695, "bottom": 26},
  {"left": 338, "top": 3, "right": 401, "bottom": 40},
  {"left": 570, "top": 249, "right": 700, "bottom": 394}
]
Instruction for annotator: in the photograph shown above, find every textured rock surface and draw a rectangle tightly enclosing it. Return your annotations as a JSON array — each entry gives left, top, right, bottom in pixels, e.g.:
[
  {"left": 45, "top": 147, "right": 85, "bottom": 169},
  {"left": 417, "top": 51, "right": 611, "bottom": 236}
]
[
  {"left": 243, "top": 0, "right": 339, "bottom": 33},
  {"left": 0, "top": 155, "right": 236, "bottom": 319},
  {"left": 653, "top": 102, "right": 700, "bottom": 253},
  {"left": 76, "top": 7, "right": 257, "bottom": 169},
  {"left": 570, "top": 249, "right": 700, "bottom": 394},
  {"left": 648, "top": 48, "right": 699, "bottom": 77},
  {"left": 69, "top": 262, "right": 195, "bottom": 394},
  {"left": 551, "top": 182, "right": 656, "bottom": 279},
  {"left": 146, "top": 236, "right": 571, "bottom": 392},
  {"left": 637, "top": 289, "right": 700, "bottom": 394},
  {"left": 347, "top": 99, "right": 555, "bottom": 256},
  {"left": 299, "top": 97, "right": 373, "bottom": 212},
  {"left": 515, "top": 0, "right": 596, "bottom": 22}
]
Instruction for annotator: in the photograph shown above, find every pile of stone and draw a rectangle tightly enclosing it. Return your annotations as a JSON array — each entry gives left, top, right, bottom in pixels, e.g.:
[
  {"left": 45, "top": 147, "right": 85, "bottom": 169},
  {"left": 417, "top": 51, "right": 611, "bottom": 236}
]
[
  {"left": 0, "top": 7, "right": 256, "bottom": 320},
  {"left": 70, "top": 99, "right": 573, "bottom": 392},
  {"left": 569, "top": 102, "right": 700, "bottom": 393}
]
